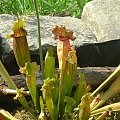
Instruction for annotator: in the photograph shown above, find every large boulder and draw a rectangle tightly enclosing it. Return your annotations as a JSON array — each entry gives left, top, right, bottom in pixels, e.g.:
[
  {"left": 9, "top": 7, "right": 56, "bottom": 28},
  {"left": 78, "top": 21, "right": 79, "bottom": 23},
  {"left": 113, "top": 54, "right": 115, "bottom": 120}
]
[
  {"left": 0, "top": 14, "right": 97, "bottom": 74},
  {"left": 0, "top": 14, "right": 97, "bottom": 61},
  {"left": 81, "top": 0, "right": 120, "bottom": 42},
  {"left": 1, "top": 13, "right": 120, "bottom": 75}
]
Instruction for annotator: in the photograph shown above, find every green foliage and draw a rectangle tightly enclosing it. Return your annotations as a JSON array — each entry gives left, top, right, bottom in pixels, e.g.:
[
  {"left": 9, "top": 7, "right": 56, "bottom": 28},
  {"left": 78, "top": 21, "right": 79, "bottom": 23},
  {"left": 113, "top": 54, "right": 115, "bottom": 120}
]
[
  {"left": 1, "top": 0, "right": 120, "bottom": 120},
  {"left": 41, "top": 77, "right": 59, "bottom": 120},
  {"left": 0, "top": 0, "right": 92, "bottom": 17},
  {"left": 1, "top": 19, "right": 120, "bottom": 120},
  {"left": 79, "top": 93, "right": 91, "bottom": 120},
  {"left": 0, "top": 60, "right": 16, "bottom": 89},
  {"left": 0, "top": 109, "right": 19, "bottom": 120},
  {"left": 44, "top": 47, "right": 55, "bottom": 79},
  {"left": 0, "top": 60, "right": 36, "bottom": 119},
  {"left": 20, "top": 62, "right": 40, "bottom": 112},
  {"left": 0, "top": 0, "right": 34, "bottom": 15},
  {"left": 64, "top": 96, "right": 76, "bottom": 120},
  {"left": 74, "top": 73, "right": 90, "bottom": 106}
]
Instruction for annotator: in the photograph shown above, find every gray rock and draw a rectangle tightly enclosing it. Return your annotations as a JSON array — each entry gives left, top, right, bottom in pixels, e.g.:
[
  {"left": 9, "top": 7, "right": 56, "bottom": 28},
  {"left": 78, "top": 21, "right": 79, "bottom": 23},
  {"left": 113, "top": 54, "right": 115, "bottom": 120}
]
[
  {"left": 1, "top": 14, "right": 120, "bottom": 75},
  {"left": 77, "top": 39, "right": 120, "bottom": 67},
  {"left": 81, "top": 0, "right": 120, "bottom": 42},
  {"left": 0, "top": 14, "right": 97, "bottom": 63}
]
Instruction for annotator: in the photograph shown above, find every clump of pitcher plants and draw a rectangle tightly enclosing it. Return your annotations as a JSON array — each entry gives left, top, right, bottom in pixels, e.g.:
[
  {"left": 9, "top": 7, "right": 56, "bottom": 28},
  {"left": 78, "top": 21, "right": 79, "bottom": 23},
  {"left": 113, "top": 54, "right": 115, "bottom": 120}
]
[{"left": 1, "top": 4, "right": 120, "bottom": 120}]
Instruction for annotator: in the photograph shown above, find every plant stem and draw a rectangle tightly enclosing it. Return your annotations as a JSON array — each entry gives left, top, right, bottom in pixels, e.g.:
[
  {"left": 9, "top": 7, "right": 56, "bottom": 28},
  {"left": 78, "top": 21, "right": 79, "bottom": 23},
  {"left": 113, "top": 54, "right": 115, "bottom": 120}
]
[
  {"left": 1, "top": 87, "right": 30, "bottom": 96},
  {"left": 92, "top": 65, "right": 120, "bottom": 96},
  {"left": 33, "top": 0, "right": 44, "bottom": 79},
  {"left": 0, "top": 60, "right": 36, "bottom": 118},
  {"left": 0, "top": 60, "right": 16, "bottom": 89}
]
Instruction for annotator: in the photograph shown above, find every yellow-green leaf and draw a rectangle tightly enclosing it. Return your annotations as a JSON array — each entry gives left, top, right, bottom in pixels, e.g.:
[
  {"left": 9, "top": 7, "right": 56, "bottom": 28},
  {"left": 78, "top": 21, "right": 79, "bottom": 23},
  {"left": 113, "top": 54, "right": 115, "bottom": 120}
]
[
  {"left": 12, "top": 18, "right": 26, "bottom": 31},
  {"left": 0, "top": 109, "right": 19, "bottom": 120}
]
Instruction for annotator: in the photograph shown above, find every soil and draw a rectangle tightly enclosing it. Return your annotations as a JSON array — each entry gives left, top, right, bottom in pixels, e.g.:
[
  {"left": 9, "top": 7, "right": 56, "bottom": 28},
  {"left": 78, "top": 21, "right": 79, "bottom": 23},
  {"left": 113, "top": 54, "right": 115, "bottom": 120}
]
[
  {"left": 14, "top": 110, "right": 35, "bottom": 120},
  {"left": 1, "top": 93, "right": 120, "bottom": 120},
  {"left": 0, "top": 67, "right": 120, "bottom": 120}
]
